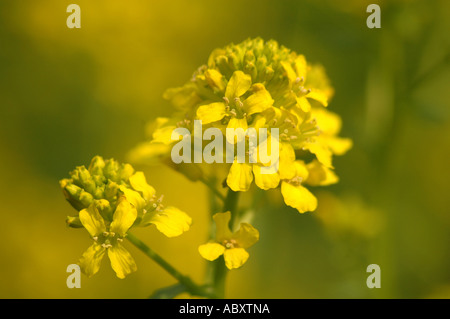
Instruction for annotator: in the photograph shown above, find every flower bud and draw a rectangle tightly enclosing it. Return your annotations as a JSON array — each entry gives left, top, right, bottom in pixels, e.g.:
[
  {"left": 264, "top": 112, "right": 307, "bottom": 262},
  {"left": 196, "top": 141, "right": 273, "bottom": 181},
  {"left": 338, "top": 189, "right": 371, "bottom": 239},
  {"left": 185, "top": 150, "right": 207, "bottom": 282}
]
[
  {"left": 66, "top": 216, "right": 83, "bottom": 228},
  {"left": 88, "top": 155, "right": 105, "bottom": 175}
]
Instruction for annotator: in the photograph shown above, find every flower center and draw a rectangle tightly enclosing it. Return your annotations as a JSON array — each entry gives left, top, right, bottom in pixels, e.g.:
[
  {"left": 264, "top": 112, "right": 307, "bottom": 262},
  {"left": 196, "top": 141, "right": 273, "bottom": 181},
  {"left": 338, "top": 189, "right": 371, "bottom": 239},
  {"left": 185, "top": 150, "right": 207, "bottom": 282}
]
[
  {"left": 288, "top": 176, "right": 303, "bottom": 186},
  {"left": 224, "top": 96, "right": 246, "bottom": 119},
  {"left": 223, "top": 239, "right": 238, "bottom": 249},
  {"left": 93, "top": 231, "right": 124, "bottom": 249}
]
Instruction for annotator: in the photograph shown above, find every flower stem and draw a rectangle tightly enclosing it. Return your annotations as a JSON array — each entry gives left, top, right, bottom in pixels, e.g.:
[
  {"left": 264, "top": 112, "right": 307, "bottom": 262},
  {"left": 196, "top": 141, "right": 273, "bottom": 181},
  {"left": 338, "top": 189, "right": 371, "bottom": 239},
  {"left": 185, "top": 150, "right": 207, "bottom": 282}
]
[
  {"left": 210, "top": 188, "right": 240, "bottom": 298},
  {"left": 126, "top": 232, "right": 215, "bottom": 298}
]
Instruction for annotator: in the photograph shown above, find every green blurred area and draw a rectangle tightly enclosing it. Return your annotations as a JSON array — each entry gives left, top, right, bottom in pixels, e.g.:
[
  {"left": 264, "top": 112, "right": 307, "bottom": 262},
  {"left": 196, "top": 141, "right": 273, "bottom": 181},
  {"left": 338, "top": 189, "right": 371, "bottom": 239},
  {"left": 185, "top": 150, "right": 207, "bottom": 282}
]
[{"left": 0, "top": 0, "right": 449, "bottom": 298}]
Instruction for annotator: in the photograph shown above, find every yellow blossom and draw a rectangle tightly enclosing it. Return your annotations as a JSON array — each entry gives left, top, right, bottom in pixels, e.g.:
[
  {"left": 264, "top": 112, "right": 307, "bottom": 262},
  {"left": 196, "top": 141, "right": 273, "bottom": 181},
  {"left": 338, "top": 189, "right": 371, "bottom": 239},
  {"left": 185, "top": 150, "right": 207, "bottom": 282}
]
[
  {"left": 78, "top": 197, "right": 137, "bottom": 278},
  {"left": 280, "top": 160, "right": 318, "bottom": 213},
  {"left": 198, "top": 212, "right": 259, "bottom": 270}
]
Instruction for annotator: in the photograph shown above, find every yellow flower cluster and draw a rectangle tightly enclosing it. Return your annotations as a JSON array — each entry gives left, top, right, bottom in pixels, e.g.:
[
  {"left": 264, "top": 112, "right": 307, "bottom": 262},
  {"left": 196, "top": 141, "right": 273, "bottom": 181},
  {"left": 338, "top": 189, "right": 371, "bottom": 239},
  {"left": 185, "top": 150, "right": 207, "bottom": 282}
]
[
  {"left": 130, "top": 38, "right": 352, "bottom": 214},
  {"left": 60, "top": 156, "right": 192, "bottom": 278}
]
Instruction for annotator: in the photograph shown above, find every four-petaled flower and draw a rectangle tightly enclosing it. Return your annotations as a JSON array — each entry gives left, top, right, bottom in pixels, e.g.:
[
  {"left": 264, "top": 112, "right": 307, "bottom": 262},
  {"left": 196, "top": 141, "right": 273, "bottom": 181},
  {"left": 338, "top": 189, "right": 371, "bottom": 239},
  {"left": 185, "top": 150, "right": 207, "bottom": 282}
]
[
  {"left": 198, "top": 211, "right": 259, "bottom": 270},
  {"left": 78, "top": 197, "right": 137, "bottom": 279},
  {"left": 196, "top": 70, "right": 274, "bottom": 143}
]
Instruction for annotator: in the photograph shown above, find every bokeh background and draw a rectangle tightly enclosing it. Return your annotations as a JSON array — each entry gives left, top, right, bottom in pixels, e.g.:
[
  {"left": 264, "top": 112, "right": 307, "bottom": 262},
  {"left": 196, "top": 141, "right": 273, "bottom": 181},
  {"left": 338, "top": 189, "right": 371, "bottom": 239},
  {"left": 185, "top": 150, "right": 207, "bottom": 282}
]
[{"left": 1, "top": 0, "right": 449, "bottom": 298}]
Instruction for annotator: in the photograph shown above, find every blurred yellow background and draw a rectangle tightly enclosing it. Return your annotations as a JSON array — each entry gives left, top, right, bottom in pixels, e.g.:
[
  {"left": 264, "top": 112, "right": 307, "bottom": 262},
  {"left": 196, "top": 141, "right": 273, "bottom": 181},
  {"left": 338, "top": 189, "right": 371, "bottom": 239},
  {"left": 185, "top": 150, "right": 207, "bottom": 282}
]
[{"left": 0, "top": 0, "right": 449, "bottom": 298}]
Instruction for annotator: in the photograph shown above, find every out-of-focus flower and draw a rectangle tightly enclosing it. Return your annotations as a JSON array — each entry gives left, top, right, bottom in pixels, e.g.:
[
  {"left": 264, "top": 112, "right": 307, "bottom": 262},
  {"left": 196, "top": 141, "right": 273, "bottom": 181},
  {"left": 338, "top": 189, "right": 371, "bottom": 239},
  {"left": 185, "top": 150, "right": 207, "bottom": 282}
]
[
  {"left": 60, "top": 156, "right": 192, "bottom": 237},
  {"left": 198, "top": 211, "right": 259, "bottom": 269},
  {"left": 314, "top": 192, "right": 384, "bottom": 238}
]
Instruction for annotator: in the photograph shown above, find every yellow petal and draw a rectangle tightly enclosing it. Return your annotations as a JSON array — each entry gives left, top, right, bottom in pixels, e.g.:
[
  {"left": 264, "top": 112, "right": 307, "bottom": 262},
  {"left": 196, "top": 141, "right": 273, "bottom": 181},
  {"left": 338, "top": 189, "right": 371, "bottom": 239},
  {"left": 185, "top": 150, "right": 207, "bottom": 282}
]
[
  {"left": 198, "top": 243, "right": 225, "bottom": 261},
  {"left": 278, "top": 142, "right": 296, "bottom": 180},
  {"left": 294, "top": 55, "right": 307, "bottom": 80},
  {"left": 79, "top": 204, "right": 106, "bottom": 237},
  {"left": 253, "top": 164, "right": 280, "bottom": 190},
  {"left": 79, "top": 243, "right": 106, "bottom": 278},
  {"left": 253, "top": 132, "right": 280, "bottom": 167},
  {"left": 225, "top": 71, "right": 252, "bottom": 99},
  {"left": 307, "top": 89, "right": 328, "bottom": 107},
  {"left": 226, "top": 162, "right": 253, "bottom": 192},
  {"left": 127, "top": 141, "right": 172, "bottom": 165},
  {"left": 152, "top": 126, "right": 178, "bottom": 144},
  {"left": 305, "top": 160, "right": 339, "bottom": 186},
  {"left": 196, "top": 102, "right": 227, "bottom": 124},
  {"left": 305, "top": 143, "right": 333, "bottom": 168},
  {"left": 213, "top": 211, "right": 233, "bottom": 242},
  {"left": 119, "top": 186, "right": 146, "bottom": 212},
  {"left": 311, "top": 108, "right": 341, "bottom": 136},
  {"left": 144, "top": 206, "right": 192, "bottom": 237},
  {"left": 129, "top": 171, "right": 156, "bottom": 201},
  {"left": 110, "top": 198, "right": 137, "bottom": 236},
  {"left": 326, "top": 137, "right": 353, "bottom": 156},
  {"left": 233, "top": 223, "right": 259, "bottom": 249},
  {"left": 280, "top": 61, "right": 297, "bottom": 83},
  {"left": 226, "top": 117, "right": 248, "bottom": 144},
  {"left": 250, "top": 114, "right": 267, "bottom": 131},
  {"left": 145, "top": 117, "right": 170, "bottom": 138},
  {"left": 242, "top": 84, "right": 273, "bottom": 116},
  {"left": 108, "top": 244, "right": 137, "bottom": 279},
  {"left": 205, "top": 69, "right": 226, "bottom": 91},
  {"left": 296, "top": 96, "right": 311, "bottom": 112},
  {"left": 281, "top": 181, "right": 317, "bottom": 213},
  {"left": 292, "top": 160, "right": 309, "bottom": 181},
  {"left": 163, "top": 84, "right": 201, "bottom": 111},
  {"left": 224, "top": 248, "right": 249, "bottom": 270}
]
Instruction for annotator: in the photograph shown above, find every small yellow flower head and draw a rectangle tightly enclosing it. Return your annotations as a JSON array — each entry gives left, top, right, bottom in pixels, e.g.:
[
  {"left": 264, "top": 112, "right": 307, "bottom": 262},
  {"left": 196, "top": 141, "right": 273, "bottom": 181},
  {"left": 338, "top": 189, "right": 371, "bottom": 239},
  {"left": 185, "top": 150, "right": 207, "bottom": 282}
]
[
  {"left": 198, "top": 212, "right": 259, "bottom": 270},
  {"left": 60, "top": 156, "right": 192, "bottom": 237}
]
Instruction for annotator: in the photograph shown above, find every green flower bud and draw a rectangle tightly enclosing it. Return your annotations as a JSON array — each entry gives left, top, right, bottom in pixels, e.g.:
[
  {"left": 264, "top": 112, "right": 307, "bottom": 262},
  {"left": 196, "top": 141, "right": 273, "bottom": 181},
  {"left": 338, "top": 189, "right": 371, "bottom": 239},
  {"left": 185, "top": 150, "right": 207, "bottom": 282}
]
[
  {"left": 93, "top": 199, "right": 113, "bottom": 221},
  {"left": 104, "top": 180, "right": 119, "bottom": 203},
  {"left": 104, "top": 159, "right": 120, "bottom": 182},
  {"left": 118, "top": 163, "right": 135, "bottom": 181},
  {"left": 88, "top": 155, "right": 105, "bottom": 176},
  {"left": 60, "top": 156, "right": 144, "bottom": 215},
  {"left": 66, "top": 216, "right": 83, "bottom": 228},
  {"left": 60, "top": 180, "right": 94, "bottom": 210}
]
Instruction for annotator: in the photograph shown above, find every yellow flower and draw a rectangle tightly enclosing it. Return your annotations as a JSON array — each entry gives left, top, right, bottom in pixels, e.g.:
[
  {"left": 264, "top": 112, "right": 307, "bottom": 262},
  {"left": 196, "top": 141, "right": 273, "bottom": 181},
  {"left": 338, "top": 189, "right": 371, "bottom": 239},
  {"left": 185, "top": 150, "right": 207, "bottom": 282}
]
[
  {"left": 280, "top": 160, "right": 318, "bottom": 214},
  {"left": 198, "top": 212, "right": 259, "bottom": 270},
  {"left": 280, "top": 55, "right": 329, "bottom": 112},
  {"left": 302, "top": 108, "right": 352, "bottom": 168},
  {"left": 196, "top": 71, "right": 274, "bottom": 131},
  {"left": 78, "top": 197, "right": 137, "bottom": 279},
  {"left": 120, "top": 171, "right": 192, "bottom": 238},
  {"left": 305, "top": 159, "right": 339, "bottom": 186}
]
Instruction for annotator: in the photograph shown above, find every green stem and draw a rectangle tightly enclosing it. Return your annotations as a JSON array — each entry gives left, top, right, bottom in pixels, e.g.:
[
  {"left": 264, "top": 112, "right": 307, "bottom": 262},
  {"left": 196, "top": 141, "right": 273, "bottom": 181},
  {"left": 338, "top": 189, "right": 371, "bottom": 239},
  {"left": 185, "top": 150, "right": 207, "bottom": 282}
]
[
  {"left": 223, "top": 189, "right": 240, "bottom": 228},
  {"left": 126, "top": 232, "right": 215, "bottom": 298},
  {"left": 210, "top": 188, "right": 240, "bottom": 298}
]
